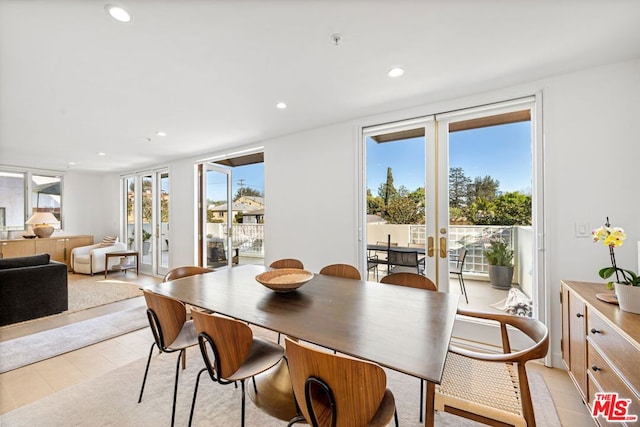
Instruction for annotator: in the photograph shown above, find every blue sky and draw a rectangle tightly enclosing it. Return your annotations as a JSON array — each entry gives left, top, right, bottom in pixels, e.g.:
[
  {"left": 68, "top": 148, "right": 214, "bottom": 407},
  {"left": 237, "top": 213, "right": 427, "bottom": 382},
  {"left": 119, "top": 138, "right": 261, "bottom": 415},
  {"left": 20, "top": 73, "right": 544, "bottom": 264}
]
[
  {"left": 206, "top": 163, "right": 264, "bottom": 202},
  {"left": 367, "top": 121, "right": 532, "bottom": 195},
  {"left": 209, "top": 121, "right": 531, "bottom": 201}
]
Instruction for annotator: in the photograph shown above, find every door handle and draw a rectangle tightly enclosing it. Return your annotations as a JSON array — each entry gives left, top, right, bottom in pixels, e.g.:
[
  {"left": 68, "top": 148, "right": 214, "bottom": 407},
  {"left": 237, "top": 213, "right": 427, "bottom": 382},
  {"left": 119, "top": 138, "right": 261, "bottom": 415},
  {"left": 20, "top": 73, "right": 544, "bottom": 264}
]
[
  {"left": 440, "top": 237, "right": 447, "bottom": 258},
  {"left": 427, "top": 236, "right": 435, "bottom": 257}
]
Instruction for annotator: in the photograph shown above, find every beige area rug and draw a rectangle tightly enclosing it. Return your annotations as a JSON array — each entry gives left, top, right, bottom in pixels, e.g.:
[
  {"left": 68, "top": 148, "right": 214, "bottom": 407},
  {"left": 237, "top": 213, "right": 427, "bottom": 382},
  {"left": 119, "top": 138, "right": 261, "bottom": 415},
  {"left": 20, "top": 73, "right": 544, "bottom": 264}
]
[
  {"left": 66, "top": 273, "right": 144, "bottom": 313},
  {"left": 0, "top": 305, "right": 148, "bottom": 373},
  {"left": 0, "top": 344, "right": 561, "bottom": 427}
]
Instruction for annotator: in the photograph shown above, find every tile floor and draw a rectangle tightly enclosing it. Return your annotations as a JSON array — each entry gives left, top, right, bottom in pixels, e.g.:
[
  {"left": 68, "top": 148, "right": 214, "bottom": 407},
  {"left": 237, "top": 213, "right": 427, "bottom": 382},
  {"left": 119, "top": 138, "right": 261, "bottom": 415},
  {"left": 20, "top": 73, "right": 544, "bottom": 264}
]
[{"left": 0, "top": 273, "right": 595, "bottom": 426}]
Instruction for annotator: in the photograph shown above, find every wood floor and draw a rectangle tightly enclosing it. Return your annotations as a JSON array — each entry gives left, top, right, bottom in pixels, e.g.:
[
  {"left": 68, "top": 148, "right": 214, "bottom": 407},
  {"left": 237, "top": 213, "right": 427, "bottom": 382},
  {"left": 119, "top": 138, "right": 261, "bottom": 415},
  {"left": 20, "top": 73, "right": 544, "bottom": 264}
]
[{"left": 0, "top": 273, "right": 594, "bottom": 426}]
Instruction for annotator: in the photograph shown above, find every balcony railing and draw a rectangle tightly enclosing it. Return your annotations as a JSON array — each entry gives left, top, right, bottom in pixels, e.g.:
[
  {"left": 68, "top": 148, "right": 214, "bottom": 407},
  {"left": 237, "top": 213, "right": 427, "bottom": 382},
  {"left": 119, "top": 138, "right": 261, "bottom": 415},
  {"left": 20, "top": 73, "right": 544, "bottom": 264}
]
[{"left": 370, "top": 223, "right": 532, "bottom": 288}]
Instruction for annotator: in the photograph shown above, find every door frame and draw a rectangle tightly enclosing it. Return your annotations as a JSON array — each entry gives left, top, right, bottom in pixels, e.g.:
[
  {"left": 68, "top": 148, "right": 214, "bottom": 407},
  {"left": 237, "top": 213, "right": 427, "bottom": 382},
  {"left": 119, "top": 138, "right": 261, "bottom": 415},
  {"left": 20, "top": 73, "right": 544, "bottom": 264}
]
[
  {"left": 199, "top": 162, "right": 233, "bottom": 269},
  {"left": 121, "top": 167, "right": 170, "bottom": 277},
  {"left": 359, "top": 94, "right": 547, "bottom": 361}
]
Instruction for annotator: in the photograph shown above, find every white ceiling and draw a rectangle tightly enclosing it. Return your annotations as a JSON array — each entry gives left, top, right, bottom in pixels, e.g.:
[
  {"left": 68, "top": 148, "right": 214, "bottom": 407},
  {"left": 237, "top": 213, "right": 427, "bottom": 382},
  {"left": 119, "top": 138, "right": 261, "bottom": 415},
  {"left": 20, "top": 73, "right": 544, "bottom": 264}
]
[{"left": 1, "top": 0, "right": 639, "bottom": 173}]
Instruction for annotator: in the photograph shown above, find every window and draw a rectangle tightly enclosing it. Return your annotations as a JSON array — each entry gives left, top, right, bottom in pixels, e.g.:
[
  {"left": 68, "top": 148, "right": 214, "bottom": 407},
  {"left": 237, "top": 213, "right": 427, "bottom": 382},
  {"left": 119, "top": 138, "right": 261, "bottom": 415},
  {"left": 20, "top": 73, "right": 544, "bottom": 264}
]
[{"left": 0, "top": 168, "right": 63, "bottom": 236}]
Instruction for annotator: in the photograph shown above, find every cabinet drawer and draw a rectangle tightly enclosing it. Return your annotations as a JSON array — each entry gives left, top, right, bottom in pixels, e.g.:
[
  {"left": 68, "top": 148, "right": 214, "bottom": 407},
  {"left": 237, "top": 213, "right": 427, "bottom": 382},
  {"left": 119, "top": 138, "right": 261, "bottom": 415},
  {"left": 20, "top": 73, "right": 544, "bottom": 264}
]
[
  {"left": 588, "top": 343, "right": 640, "bottom": 426},
  {"left": 588, "top": 310, "right": 640, "bottom": 396}
]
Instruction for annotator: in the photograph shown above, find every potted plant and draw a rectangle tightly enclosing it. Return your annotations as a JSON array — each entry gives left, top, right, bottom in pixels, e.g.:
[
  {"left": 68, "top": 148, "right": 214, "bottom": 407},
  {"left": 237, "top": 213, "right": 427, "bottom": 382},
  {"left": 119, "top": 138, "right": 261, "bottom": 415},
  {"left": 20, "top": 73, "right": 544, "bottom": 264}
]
[
  {"left": 142, "top": 229, "right": 152, "bottom": 255},
  {"left": 485, "top": 239, "right": 514, "bottom": 289},
  {"left": 592, "top": 218, "right": 640, "bottom": 314}
]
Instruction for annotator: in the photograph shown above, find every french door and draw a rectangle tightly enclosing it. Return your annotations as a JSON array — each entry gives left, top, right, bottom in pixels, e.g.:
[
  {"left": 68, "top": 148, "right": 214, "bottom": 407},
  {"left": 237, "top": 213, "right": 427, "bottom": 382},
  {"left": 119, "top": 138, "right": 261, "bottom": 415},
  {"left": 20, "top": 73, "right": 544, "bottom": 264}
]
[
  {"left": 123, "top": 169, "right": 170, "bottom": 276},
  {"left": 362, "top": 96, "right": 541, "bottom": 316},
  {"left": 200, "top": 163, "right": 233, "bottom": 269}
]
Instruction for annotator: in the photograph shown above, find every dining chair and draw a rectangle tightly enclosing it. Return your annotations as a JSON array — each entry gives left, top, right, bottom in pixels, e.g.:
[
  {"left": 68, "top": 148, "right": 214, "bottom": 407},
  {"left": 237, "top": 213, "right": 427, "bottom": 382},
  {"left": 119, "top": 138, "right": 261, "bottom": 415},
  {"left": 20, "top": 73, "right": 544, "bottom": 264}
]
[
  {"left": 435, "top": 309, "right": 549, "bottom": 427},
  {"left": 189, "top": 309, "right": 285, "bottom": 427},
  {"left": 285, "top": 337, "right": 399, "bottom": 427},
  {"left": 387, "top": 249, "right": 425, "bottom": 275},
  {"left": 380, "top": 272, "right": 436, "bottom": 290},
  {"left": 450, "top": 248, "right": 469, "bottom": 303},
  {"left": 138, "top": 289, "right": 199, "bottom": 427},
  {"left": 379, "top": 272, "right": 436, "bottom": 422},
  {"left": 163, "top": 265, "right": 215, "bottom": 316},
  {"left": 163, "top": 265, "right": 214, "bottom": 282},
  {"left": 319, "top": 263, "right": 361, "bottom": 280},
  {"left": 270, "top": 258, "right": 305, "bottom": 269}
]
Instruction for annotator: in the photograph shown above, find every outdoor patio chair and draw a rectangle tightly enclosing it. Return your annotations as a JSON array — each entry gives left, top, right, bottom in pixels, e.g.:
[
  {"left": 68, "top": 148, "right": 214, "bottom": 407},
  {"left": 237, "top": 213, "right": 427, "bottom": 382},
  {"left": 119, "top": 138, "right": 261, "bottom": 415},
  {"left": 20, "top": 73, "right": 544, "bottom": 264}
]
[
  {"left": 387, "top": 249, "right": 425, "bottom": 275},
  {"left": 450, "top": 248, "right": 469, "bottom": 303}
]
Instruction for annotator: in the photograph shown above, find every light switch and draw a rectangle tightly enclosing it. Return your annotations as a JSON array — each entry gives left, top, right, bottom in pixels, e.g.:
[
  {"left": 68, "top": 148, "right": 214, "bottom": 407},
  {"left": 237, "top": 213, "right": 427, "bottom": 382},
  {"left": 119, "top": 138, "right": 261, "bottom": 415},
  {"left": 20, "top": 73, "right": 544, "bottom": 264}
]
[{"left": 575, "top": 222, "right": 591, "bottom": 238}]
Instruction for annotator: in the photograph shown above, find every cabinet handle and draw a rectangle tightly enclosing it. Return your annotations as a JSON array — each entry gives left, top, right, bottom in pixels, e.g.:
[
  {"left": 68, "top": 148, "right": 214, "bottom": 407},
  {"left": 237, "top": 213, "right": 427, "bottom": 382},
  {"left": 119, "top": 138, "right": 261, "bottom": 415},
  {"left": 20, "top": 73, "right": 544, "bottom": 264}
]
[
  {"left": 590, "top": 328, "right": 601, "bottom": 334},
  {"left": 576, "top": 313, "right": 584, "bottom": 318},
  {"left": 591, "top": 365, "right": 602, "bottom": 372}
]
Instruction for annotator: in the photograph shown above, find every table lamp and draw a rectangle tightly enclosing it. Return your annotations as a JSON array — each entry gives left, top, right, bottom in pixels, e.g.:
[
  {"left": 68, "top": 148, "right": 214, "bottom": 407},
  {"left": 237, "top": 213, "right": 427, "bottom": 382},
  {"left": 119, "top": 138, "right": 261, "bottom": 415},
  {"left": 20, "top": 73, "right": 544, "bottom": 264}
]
[{"left": 26, "top": 212, "right": 59, "bottom": 238}]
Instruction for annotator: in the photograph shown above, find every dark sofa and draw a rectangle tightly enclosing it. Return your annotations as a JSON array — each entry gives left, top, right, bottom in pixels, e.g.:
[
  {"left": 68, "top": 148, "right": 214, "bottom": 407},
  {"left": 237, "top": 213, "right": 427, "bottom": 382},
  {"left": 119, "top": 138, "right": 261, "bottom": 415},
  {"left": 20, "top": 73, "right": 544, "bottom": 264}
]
[{"left": 0, "top": 253, "right": 68, "bottom": 326}]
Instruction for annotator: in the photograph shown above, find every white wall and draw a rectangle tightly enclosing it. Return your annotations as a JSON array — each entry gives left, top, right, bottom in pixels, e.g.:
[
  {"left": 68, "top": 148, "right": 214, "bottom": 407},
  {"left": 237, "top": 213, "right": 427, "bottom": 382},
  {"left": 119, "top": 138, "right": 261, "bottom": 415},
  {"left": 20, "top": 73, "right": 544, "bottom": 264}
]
[
  {"left": 56, "top": 172, "right": 120, "bottom": 241},
  {"left": 61, "top": 57, "right": 639, "bottom": 368},
  {"left": 264, "top": 122, "right": 360, "bottom": 272}
]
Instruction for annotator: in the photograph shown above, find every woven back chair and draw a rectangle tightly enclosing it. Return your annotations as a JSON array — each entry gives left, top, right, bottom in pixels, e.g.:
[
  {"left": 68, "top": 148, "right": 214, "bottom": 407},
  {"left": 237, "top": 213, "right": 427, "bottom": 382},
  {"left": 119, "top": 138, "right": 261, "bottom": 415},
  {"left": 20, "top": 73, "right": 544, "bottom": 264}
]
[
  {"left": 435, "top": 309, "right": 549, "bottom": 427},
  {"left": 285, "top": 337, "right": 398, "bottom": 427}
]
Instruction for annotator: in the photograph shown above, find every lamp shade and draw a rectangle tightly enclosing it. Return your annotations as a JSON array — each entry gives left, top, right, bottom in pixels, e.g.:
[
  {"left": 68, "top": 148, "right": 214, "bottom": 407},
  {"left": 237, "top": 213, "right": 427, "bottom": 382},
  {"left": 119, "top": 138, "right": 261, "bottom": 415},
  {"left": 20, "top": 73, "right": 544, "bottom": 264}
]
[{"left": 26, "top": 212, "right": 59, "bottom": 238}]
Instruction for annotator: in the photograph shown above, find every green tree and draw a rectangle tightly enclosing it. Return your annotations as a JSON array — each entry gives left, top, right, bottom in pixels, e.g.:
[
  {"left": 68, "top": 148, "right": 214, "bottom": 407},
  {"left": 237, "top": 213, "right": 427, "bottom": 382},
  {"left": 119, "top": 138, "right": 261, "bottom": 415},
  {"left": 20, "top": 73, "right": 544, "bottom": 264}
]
[
  {"left": 490, "top": 192, "right": 531, "bottom": 225},
  {"left": 449, "top": 167, "right": 471, "bottom": 209},
  {"left": 465, "top": 197, "right": 495, "bottom": 225},
  {"left": 408, "top": 187, "right": 425, "bottom": 205},
  {"left": 233, "top": 187, "right": 263, "bottom": 201},
  {"left": 366, "top": 189, "right": 385, "bottom": 215},
  {"left": 377, "top": 167, "right": 397, "bottom": 208},
  {"left": 467, "top": 175, "right": 500, "bottom": 204},
  {"left": 386, "top": 197, "right": 424, "bottom": 224}
]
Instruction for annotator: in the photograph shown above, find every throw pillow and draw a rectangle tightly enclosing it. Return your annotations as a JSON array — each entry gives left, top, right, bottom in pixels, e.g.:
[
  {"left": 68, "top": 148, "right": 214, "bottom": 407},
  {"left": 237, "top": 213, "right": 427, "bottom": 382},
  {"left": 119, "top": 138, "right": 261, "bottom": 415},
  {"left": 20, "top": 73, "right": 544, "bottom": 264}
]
[{"left": 99, "top": 235, "right": 118, "bottom": 247}]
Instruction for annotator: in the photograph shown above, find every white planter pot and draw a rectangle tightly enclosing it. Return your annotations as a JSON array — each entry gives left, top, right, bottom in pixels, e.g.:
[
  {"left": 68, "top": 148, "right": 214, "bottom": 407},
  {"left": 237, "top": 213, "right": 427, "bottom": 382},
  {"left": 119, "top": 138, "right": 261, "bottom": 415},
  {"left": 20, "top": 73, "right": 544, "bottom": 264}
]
[{"left": 614, "top": 283, "right": 640, "bottom": 314}]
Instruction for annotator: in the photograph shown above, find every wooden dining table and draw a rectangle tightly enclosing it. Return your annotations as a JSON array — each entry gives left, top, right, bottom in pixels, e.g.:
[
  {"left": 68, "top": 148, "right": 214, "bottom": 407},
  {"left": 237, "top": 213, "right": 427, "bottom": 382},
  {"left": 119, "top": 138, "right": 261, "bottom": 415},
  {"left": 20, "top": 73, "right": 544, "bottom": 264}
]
[{"left": 147, "top": 264, "right": 459, "bottom": 427}]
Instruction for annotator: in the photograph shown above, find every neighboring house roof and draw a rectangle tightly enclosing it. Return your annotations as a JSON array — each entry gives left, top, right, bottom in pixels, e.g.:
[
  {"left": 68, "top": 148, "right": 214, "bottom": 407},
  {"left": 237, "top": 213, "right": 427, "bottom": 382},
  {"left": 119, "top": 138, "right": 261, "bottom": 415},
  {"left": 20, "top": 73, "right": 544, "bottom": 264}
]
[
  {"left": 243, "top": 209, "right": 264, "bottom": 216},
  {"left": 240, "top": 196, "right": 264, "bottom": 204},
  {"left": 209, "top": 202, "right": 257, "bottom": 212}
]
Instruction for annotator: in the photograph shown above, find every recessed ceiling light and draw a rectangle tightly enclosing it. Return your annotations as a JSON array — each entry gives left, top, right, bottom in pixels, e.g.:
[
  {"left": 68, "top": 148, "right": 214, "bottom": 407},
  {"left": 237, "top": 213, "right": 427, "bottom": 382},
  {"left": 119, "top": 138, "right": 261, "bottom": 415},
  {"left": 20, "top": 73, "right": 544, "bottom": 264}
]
[
  {"left": 276, "top": 102, "right": 287, "bottom": 109},
  {"left": 105, "top": 5, "right": 132, "bottom": 23},
  {"left": 388, "top": 67, "right": 405, "bottom": 78},
  {"left": 97, "top": 152, "right": 106, "bottom": 156},
  {"left": 156, "top": 131, "right": 167, "bottom": 137}
]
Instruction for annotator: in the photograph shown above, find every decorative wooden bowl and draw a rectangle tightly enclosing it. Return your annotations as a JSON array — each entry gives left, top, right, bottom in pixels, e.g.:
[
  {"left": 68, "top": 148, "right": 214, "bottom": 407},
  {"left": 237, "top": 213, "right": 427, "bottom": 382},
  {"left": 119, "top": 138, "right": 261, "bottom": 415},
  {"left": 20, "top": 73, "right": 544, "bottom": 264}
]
[{"left": 256, "top": 268, "right": 314, "bottom": 293}]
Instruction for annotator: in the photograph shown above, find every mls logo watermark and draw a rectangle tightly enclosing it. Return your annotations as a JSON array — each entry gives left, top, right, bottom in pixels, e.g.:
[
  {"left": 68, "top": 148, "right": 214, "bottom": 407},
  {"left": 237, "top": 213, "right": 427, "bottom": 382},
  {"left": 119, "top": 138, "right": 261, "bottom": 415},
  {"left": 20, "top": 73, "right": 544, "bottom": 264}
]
[{"left": 591, "top": 392, "right": 638, "bottom": 422}]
